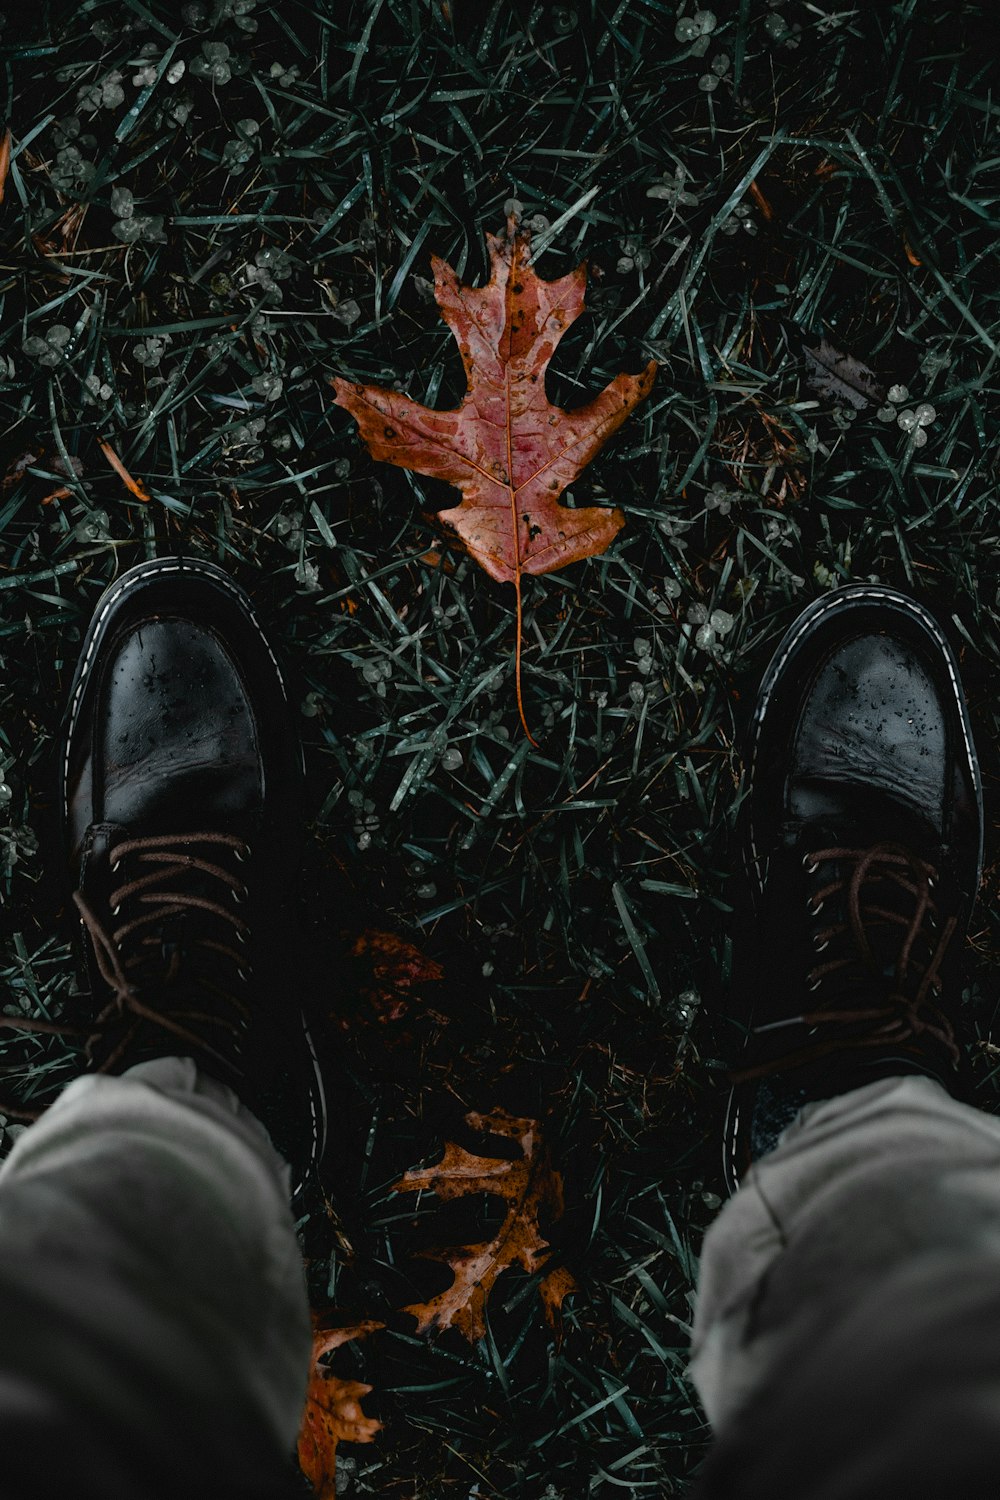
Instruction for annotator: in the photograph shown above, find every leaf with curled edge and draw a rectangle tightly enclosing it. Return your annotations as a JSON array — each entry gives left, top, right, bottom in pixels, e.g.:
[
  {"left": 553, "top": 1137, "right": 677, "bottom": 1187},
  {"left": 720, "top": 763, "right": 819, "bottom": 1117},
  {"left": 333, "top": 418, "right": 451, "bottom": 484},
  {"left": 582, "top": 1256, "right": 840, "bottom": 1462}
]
[
  {"left": 391, "top": 1107, "right": 575, "bottom": 1343},
  {"left": 297, "top": 1317, "right": 384, "bottom": 1499},
  {"left": 331, "top": 215, "right": 657, "bottom": 742},
  {"left": 802, "top": 336, "right": 883, "bottom": 410},
  {"left": 348, "top": 928, "right": 445, "bottom": 1026}
]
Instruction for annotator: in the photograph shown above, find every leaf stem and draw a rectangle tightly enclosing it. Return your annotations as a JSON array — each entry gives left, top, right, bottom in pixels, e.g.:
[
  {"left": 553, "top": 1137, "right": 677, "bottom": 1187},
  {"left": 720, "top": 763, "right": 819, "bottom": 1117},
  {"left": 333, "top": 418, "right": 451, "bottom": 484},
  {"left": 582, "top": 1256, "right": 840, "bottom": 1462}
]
[{"left": 514, "top": 571, "right": 538, "bottom": 747}]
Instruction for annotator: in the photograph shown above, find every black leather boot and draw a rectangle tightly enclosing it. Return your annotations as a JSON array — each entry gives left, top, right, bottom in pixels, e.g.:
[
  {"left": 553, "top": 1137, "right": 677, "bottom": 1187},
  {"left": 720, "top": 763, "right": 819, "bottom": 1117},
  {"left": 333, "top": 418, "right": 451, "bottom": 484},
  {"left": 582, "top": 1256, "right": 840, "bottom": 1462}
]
[
  {"left": 55, "top": 556, "right": 327, "bottom": 1200},
  {"left": 723, "top": 584, "right": 983, "bottom": 1195}
]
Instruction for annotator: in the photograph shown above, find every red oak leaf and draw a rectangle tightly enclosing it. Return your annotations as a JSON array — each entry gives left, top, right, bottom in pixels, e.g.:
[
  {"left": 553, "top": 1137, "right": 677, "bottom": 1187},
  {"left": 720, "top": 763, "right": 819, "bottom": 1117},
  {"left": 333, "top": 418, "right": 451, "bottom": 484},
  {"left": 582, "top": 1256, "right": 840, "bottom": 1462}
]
[
  {"left": 297, "top": 1317, "right": 384, "bottom": 1499},
  {"left": 331, "top": 214, "right": 657, "bottom": 741},
  {"left": 391, "top": 1107, "right": 575, "bottom": 1342}
]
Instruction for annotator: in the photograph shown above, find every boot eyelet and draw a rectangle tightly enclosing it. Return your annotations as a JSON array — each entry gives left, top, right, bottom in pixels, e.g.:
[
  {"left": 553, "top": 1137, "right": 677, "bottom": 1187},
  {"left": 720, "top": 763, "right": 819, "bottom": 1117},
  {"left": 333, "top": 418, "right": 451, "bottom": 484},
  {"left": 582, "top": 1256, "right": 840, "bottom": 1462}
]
[
  {"left": 111, "top": 904, "right": 121, "bottom": 917},
  {"left": 802, "top": 855, "right": 819, "bottom": 874},
  {"left": 236, "top": 930, "right": 247, "bottom": 944},
  {"left": 233, "top": 886, "right": 248, "bottom": 904},
  {"left": 235, "top": 845, "right": 251, "bottom": 863},
  {"left": 111, "top": 860, "right": 121, "bottom": 874},
  {"left": 814, "top": 937, "right": 829, "bottom": 952},
  {"left": 810, "top": 899, "right": 824, "bottom": 915},
  {"left": 237, "top": 967, "right": 252, "bottom": 981},
  {"left": 807, "top": 975, "right": 822, "bottom": 991}
]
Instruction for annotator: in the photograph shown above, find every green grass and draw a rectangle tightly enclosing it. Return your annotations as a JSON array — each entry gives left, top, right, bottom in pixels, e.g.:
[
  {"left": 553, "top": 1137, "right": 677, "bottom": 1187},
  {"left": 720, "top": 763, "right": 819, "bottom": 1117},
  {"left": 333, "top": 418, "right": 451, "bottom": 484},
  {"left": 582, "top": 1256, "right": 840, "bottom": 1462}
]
[{"left": 4, "top": 0, "right": 1000, "bottom": 1493}]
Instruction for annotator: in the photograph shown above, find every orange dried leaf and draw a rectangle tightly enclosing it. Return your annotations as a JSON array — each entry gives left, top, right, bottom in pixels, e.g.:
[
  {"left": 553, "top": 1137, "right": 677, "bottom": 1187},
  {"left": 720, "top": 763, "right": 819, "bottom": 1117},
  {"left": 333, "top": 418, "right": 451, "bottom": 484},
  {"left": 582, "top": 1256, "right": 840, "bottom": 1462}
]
[
  {"left": 748, "top": 178, "right": 773, "bottom": 221},
  {"left": 418, "top": 546, "right": 456, "bottom": 573},
  {"left": 98, "top": 440, "right": 150, "bottom": 502},
  {"left": 392, "top": 1107, "right": 575, "bottom": 1342},
  {"left": 297, "top": 1317, "right": 384, "bottom": 1500},
  {"left": 0, "top": 129, "right": 11, "bottom": 204},
  {"left": 332, "top": 215, "right": 656, "bottom": 740}
]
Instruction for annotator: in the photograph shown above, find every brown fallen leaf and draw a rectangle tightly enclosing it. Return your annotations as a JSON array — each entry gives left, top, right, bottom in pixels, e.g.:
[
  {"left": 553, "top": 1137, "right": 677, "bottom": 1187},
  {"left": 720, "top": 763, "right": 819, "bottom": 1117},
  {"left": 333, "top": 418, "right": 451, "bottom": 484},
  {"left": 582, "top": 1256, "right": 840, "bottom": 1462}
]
[
  {"left": 3, "top": 451, "right": 41, "bottom": 492},
  {"left": 392, "top": 1106, "right": 575, "bottom": 1341},
  {"left": 297, "top": 1317, "right": 384, "bottom": 1500},
  {"left": 802, "top": 337, "right": 883, "bottom": 411},
  {"left": 346, "top": 928, "right": 445, "bottom": 1026},
  {"left": 331, "top": 214, "right": 657, "bottom": 742},
  {"left": 418, "top": 546, "right": 456, "bottom": 572}
]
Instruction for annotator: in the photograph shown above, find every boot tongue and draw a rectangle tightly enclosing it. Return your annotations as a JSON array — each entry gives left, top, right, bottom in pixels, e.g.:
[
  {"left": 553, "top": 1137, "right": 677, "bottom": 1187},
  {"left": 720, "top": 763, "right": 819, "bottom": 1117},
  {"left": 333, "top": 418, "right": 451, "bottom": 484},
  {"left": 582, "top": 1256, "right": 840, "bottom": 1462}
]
[
  {"left": 103, "top": 763, "right": 258, "bottom": 834},
  {"left": 791, "top": 778, "right": 942, "bottom": 859}
]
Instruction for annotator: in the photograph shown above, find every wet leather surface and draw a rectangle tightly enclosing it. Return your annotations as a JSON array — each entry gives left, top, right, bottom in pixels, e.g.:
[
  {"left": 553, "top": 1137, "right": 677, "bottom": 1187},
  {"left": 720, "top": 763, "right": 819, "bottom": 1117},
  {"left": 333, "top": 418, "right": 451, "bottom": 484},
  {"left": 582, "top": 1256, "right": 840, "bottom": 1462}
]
[
  {"left": 97, "top": 620, "right": 261, "bottom": 829},
  {"left": 788, "top": 635, "right": 945, "bottom": 827}
]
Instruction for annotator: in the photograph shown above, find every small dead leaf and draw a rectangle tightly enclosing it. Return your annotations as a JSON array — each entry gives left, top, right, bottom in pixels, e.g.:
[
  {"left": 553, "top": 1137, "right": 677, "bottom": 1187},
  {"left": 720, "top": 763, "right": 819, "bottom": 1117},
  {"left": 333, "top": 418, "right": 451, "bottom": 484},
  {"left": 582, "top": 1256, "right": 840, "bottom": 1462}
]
[
  {"left": 3, "top": 451, "right": 41, "bottom": 492},
  {"left": 418, "top": 546, "right": 456, "bottom": 573},
  {"left": 297, "top": 1317, "right": 384, "bottom": 1500},
  {"left": 538, "top": 1262, "right": 576, "bottom": 1329},
  {"left": 345, "top": 928, "right": 445, "bottom": 1026},
  {"left": 748, "top": 178, "right": 773, "bottom": 221},
  {"left": 802, "top": 337, "right": 883, "bottom": 410},
  {"left": 392, "top": 1107, "right": 575, "bottom": 1342},
  {"left": 0, "top": 129, "right": 11, "bottom": 205},
  {"left": 99, "top": 440, "right": 150, "bottom": 501}
]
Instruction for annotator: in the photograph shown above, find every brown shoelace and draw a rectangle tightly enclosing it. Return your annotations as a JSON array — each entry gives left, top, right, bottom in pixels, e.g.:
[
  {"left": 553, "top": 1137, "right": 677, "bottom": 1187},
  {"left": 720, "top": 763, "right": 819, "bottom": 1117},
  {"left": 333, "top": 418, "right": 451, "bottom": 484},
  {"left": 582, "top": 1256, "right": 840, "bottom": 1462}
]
[
  {"left": 0, "top": 831, "right": 253, "bottom": 1122},
  {"left": 731, "top": 840, "right": 961, "bottom": 1084}
]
